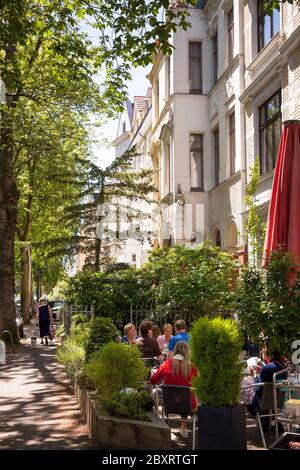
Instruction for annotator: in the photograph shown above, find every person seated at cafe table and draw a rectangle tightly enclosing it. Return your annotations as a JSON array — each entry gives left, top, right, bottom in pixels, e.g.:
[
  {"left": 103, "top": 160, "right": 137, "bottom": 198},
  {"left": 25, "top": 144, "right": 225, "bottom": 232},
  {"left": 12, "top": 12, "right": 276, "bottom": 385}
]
[
  {"left": 151, "top": 324, "right": 161, "bottom": 341},
  {"left": 157, "top": 323, "right": 173, "bottom": 354},
  {"left": 150, "top": 341, "right": 198, "bottom": 438},
  {"left": 121, "top": 323, "right": 140, "bottom": 345},
  {"left": 139, "top": 320, "right": 162, "bottom": 361},
  {"left": 168, "top": 319, "right": 189, "bottom": 358},
  {"left": 246, "top": 348, "right": 288, "bottom": 432}
]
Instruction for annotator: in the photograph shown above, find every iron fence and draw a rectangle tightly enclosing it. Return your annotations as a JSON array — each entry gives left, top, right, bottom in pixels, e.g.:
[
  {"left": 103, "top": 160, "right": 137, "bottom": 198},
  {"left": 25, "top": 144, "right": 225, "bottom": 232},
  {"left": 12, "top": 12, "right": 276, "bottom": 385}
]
[{"left": 129, "top": 303, "right": 200, "bottom": 331}]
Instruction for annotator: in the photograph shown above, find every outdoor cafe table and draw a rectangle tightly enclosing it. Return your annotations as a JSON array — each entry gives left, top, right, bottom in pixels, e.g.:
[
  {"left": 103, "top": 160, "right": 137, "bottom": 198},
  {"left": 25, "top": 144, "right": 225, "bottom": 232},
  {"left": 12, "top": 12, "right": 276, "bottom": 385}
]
[{"left": 273, "top": 378, "right": 300, "bottom": 439}]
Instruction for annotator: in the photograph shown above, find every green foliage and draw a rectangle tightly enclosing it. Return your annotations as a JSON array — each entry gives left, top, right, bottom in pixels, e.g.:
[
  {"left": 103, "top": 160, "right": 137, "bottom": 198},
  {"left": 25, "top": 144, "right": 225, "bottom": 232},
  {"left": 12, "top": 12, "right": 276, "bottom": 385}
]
[
  {"left": 65, "top": 266, "right": 153, "bottom": 323},
  {"left": 85, "top": 317, "right": 120, "bottom": 358},
  {"left": 262, "top": 1, "right": 293, "bottom": 16},
  {"left": 190, "top": 317, "right": 243, "bottom": 407},
  {"left": 244, "top": 161, "right": 266, "bottom": 267},
  {"left": 237, "top": 251, "right": 300, "bottom": 358},
  {"left": 57, "top": 338, "right": 85, "bottom": 385},
  {"left": 72, "top": 313, "right": 90, "bottom": 327},
  {"left": 104, "top": 389, "right": 152, "bottom": 421},
  {"left": 237, "top": 267, "right": 266, "bottom": 345},
  {"left": 263, "top": 252, "right": 300, "bottom": 356},
  {"left": 70, "top": 321, "right": 91, "bottom": 348},
  {"left": 84, "top": 342, "right": 147, "bottom": 400},
  {"left": 55, "top": 323, "right": 65, "bottom": 338},
  {"left": 145, "top": 243, "right": 238, "bottom": 315},
  {"left": 66, "top": 242, "right": 239, "bottom": 322},
  {"left": 64, "top": 146, "right": 156, "bottom": 272},
  {"left": 1, "top": 0, "right": 196, "bottom": 332}
]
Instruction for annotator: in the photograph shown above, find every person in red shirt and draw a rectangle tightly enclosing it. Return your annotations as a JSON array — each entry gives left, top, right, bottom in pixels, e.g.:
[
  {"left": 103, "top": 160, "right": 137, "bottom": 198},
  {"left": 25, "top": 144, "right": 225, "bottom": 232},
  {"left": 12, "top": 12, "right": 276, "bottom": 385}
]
[{"left": 150, "top": 341, "right": 198, "bottom": 438}]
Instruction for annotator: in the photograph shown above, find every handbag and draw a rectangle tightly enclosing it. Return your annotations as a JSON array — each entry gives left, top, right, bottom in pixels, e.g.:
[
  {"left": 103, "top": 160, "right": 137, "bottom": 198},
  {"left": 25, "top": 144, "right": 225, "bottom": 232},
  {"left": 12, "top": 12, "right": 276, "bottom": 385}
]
[{"left": 48, "top": 324, "right": 55, "bottom": 341}]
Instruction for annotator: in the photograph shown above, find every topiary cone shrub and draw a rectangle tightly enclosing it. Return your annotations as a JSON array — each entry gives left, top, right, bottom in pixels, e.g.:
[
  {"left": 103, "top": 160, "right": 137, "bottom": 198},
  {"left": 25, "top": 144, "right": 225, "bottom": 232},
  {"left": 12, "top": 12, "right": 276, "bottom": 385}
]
[{"left": 190, "top": 317, "right": 243, "bottom": 407}]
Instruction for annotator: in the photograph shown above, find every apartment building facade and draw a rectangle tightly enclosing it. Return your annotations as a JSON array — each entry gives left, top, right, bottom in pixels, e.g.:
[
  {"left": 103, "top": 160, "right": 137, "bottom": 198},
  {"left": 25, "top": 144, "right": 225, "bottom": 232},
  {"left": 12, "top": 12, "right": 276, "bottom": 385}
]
[
  {"left": 107, "top": 0, "right": 300, "bottom": 267},
  {"left": 147, "top": 0, "right": 245, "bottom": 257},
  {"left": 241, "top": 0, "right": 300, "bottom": 256},
  {"left": 147, "top": 0, "right": 300, "bottom": 261},
  {"left": 111, "top": 92, "right": 154, "bottom": 267}
]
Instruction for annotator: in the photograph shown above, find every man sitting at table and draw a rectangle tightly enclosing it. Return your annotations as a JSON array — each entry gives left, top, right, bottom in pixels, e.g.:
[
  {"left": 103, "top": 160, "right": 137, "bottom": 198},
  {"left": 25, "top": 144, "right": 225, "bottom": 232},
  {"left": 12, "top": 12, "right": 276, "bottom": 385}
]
[
  {"left": 168, "top": 319, "right": 189, "bottom": 358},
  {"left": 247, "top": 348, "right": 287, "bottom": 432}
]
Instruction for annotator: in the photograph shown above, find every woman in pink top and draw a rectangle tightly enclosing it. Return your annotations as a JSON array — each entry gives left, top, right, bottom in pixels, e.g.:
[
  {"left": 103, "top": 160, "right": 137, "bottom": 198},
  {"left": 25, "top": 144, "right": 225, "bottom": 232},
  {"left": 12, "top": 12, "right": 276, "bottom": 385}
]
[{"left": 157, "top": 323, "right": 173, "bottom": 353}]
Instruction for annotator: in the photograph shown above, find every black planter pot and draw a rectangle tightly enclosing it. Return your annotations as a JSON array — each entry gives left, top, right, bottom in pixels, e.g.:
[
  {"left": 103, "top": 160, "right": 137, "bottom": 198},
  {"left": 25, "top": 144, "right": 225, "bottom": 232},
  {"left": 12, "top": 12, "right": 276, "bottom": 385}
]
[{"left": 197, "top": 403, "right": 247, "bottom": 450}]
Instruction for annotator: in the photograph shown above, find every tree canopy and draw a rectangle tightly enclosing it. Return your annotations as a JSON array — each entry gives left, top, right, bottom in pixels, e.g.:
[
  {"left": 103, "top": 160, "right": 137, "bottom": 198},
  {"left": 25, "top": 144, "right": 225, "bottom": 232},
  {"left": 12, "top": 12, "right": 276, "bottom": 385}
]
[{"left": 0, "top": 0, "right": 197, "bottom": 336}]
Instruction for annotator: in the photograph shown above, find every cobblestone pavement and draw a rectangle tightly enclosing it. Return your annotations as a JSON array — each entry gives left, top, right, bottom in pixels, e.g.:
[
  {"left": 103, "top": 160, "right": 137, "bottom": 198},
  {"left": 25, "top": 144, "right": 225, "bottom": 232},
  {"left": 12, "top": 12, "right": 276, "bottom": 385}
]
[{"left": 0, "top": 323, "right": 93, "bottom": 450}]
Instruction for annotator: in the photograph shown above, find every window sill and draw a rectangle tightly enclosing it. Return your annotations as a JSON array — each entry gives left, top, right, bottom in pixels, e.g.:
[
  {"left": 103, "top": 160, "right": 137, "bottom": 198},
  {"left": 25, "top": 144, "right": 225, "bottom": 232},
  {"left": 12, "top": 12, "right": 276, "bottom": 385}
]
[
  {"left": 258, "top": 169, "right": 275, "bottom": 185},
  {"left": 191, "top": 188, "right": 204, "bottom": 192}
]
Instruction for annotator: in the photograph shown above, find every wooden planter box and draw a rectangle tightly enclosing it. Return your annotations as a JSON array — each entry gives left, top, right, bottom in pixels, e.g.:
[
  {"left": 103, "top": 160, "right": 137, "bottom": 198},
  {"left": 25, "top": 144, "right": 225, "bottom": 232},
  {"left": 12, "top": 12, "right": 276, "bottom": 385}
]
[{"left": 74, "top": 381, "right": 171, "bottom": 450}]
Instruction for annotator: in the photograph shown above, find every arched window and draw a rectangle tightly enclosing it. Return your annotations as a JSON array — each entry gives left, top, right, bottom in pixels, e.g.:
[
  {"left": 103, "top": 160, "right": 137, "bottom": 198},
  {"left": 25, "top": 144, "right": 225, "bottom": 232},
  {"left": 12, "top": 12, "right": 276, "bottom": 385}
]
[
  {"left": 228, "top": 220, "right": 238, "bottom": 252},
  {"left": 215, "top": 229, "right": 221, "bottom": 248}
]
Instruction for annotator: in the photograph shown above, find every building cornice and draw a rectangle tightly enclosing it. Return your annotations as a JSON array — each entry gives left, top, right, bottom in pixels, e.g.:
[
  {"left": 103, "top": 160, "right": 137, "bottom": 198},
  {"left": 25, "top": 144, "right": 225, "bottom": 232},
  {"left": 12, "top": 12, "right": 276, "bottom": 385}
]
[
  {"left": 240, "top": 58, "right": 283, "bottom": 104},
  {"left": 147, "top": 51, "right": 164, "bottom": 82},
  {"left": 208, "top": 54, "right": 240, "bottom": 95},
  {"left": 279, "top": 24, "right": 300, "bottom": 60},
  {"left": 209, "top": 170, "right": 242, "bottom": 195},
  {"left": 220, "top": 0, "right": 233, "bottom": 14},
  {"left": 247, "top": 32, "right": 283, "bottom": 74},
  {"left": 207, "top": 11, "right": 218, "bottom": 38},
  {"left": 111, "top": 132, "right": 131, "bottom": 147},
  {"left": 151, "top": 100, "right": 172, "bottom": 137}
]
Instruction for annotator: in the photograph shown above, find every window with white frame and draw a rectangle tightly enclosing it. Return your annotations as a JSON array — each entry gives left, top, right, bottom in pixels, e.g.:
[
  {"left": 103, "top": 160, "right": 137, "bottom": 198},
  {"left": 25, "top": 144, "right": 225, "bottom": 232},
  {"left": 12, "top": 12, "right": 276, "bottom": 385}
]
[{"left": 189, "top": 42, "right": 202, "bottom": 94}]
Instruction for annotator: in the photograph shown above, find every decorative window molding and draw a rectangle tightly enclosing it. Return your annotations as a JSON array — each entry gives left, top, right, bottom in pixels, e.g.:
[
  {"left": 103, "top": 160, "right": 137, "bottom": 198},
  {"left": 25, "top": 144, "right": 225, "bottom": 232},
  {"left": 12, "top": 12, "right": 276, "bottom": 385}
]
[
  {"left": 209, "top": 90, "right": 218, "bottom": 119},
  {"left": 220, "top": 0, "right": 233, "bottom": 15},
  {"left": 207, "top": 14, "right": 218, "bottom": 39},
  {"left": 225, "top": 73, "right": 235, "bottom": 101}
]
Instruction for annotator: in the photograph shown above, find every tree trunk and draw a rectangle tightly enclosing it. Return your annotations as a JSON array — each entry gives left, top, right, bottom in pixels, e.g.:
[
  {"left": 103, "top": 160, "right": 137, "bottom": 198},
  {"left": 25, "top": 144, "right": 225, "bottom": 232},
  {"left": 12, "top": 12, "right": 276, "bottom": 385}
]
[
  {"left": 0, "top": 107, "right": 19, "bottom": 341},
  {"left": 20, "top": 244, "right": 32, "bottom": 324}
]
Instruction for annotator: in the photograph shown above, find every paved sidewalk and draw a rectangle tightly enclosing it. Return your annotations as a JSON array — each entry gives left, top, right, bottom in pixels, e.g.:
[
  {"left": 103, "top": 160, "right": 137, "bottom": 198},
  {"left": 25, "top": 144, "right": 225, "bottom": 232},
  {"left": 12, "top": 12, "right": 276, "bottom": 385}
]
[
  {"left": 0, "top": 323, "right": 271, "bottom": 451},
  {"left": 0, "top": 323, "right": 93, "bottom": 450}
]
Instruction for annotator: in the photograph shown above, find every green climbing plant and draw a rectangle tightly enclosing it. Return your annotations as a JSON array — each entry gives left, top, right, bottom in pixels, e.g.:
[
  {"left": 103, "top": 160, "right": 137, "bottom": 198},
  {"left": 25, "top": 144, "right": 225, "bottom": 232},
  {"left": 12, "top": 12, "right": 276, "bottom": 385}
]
[{"left": 244, "top": 160, "right": 266, "bottom": 267}]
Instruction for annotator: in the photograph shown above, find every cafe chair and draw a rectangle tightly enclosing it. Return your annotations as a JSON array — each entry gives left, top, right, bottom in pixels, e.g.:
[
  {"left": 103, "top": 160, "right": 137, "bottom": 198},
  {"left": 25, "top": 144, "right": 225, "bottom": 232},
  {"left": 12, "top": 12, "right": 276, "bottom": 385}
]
[{"left": 161, "top": 384, "right": 197, "bottom": 450}]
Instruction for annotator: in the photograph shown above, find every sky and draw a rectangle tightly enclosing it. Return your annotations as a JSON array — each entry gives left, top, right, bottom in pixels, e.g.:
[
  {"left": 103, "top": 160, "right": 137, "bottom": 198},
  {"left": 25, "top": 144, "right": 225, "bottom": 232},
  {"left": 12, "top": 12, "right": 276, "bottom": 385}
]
[
  {"left": 93, "top": 65, "right": 151, "bottom": 169},
  {"left": 80, "top": 22, "right": 151, "bottom": 168}
]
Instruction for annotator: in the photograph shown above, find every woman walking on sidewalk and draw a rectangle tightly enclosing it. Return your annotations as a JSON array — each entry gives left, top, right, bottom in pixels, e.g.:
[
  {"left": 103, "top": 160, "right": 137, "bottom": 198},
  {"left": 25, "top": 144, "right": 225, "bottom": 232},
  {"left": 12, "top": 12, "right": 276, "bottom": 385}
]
[{"left": 37, "top": 298, "right": 53, "bottom": 345}]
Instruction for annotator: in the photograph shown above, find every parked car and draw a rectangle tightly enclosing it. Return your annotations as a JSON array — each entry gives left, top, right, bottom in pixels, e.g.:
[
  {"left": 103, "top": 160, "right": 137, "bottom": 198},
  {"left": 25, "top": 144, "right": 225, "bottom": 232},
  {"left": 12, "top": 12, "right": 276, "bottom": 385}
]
[
  {"left": 15, "top": 305, "right": 24, "bottom": 338},
  {"left": 48, "top": 300, "right": 65, "bottom": 322}
]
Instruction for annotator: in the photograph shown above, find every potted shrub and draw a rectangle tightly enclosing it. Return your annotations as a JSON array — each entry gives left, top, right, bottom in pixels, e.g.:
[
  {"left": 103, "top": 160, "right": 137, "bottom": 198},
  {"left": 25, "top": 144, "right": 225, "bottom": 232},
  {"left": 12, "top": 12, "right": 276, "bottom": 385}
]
[
  {"left": 190, "top": 317, "right": 246, "bottom": 450},
  {"left": 83, "top": 342, "right": 171, "bottom": 449}
]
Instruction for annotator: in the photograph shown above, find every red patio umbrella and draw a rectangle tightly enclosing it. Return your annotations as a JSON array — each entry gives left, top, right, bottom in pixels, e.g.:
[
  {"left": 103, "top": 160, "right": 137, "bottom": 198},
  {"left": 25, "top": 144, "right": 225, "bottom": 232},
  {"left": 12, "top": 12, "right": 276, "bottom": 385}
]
[{"left": 263, "top": 120, "right": 300, "bottom": 267}]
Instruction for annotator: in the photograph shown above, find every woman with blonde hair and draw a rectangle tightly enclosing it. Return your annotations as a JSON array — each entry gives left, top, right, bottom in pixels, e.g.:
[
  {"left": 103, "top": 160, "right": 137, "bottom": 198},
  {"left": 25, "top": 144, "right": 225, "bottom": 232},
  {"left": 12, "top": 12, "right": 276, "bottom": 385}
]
[
  {"left": 150, "top": 341, "right": 198, "bottom": 438},
  {"left": 157, "top": 323, "right": 173, "bottom": 354}
]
